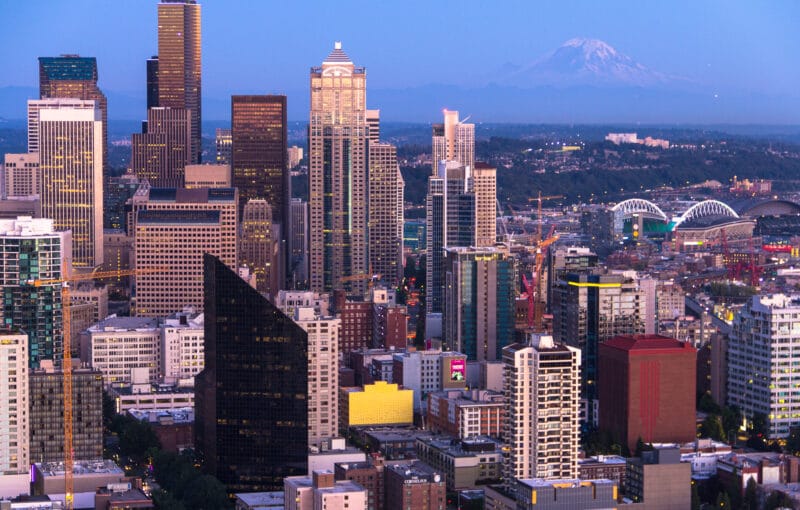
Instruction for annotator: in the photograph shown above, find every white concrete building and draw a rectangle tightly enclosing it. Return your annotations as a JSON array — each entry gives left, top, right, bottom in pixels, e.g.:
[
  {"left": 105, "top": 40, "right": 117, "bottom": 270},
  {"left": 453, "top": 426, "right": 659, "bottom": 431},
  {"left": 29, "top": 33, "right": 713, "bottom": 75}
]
[
  {"left": 160, "top": 310, "right": 204, "bottom": 384},
  {"left": 393, "top": 349, "right": 467, "bottom": 411},
  {"left": 0, "top": 331, "right": 29, "bottom": 475},
  {"left": 728, "top": 294, "right": 800, "bottom": 438},
  {"left": 502, "top": 334, "right": 581, "bottom": 485},
  {"left": 84, "top": 317, "right": 160, "bottom": 387},
  {"left": 284, "top": 471, "right": 367, "bottom": 510},
  {"left": 275, "top": 290, "right": 330, "bottom": 318},
  {"left": 294, "top": 308, "right": 341, "bottom": 447}
]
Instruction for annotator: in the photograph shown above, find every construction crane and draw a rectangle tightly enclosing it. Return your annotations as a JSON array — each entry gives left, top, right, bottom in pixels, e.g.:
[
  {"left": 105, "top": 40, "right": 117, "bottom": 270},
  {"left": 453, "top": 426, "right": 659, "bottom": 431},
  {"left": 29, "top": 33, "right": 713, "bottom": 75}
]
[
  {"left": 522, "top": 226, "right": 560, "bottom": 331},
  {"left": 338, "top": 270, "right": 383, "bottom": 296},
  {"left": 27, "top": 267, "right": 165, "bottom": 510},
  {"left": 527, "top": 192, "right": 564, "bottom": 244}
]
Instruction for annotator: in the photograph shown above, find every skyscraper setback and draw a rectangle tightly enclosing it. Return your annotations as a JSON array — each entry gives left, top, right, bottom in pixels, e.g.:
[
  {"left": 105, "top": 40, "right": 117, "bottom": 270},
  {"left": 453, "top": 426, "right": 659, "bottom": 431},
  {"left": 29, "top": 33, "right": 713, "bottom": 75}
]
[
  {"left": 431, "top": 109, "right": 474, "bottom": 173},
  {"left": 157, "top": 0, "right": 201, "bottom": 164},
  {"left": 309, "top": 43, "right": 369, "bottom": 293}
]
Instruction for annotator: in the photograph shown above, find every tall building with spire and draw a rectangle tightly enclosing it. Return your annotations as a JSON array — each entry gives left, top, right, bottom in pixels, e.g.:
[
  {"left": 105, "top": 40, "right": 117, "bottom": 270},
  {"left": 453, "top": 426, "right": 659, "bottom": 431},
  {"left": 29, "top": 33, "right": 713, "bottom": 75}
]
[
  {"left": 157, "top": 0, "right": 201, "bottom": 164},
  {"left": 431, "top": 109, "right": 474, "bottom": 174},
  {"left": 38, "top": 55, "right": 108, "bottom": 172},
  {"left": 308, "top": 42, "right": 368, "bottom": 294}
]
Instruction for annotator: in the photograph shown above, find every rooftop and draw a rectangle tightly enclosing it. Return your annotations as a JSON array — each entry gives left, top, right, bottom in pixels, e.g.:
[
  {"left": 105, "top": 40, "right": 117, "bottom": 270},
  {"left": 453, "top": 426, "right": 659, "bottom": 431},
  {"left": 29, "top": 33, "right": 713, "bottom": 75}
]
[
  {"left": 603, "top": 334, "right": 696, "bottom": 352},
  {"left": 324, "top": 42, "right": 352, "bottom": 64},
  {"left": 39, "top": 55, "right": 98, "bottom": 81},
  {"left": 137, "top": 209, "right": 221, "bottom": 225},
  {"left": 88, "top": 316, "right": 159, "bottom": 333},
  {"left": 36, "top": 459, "right": 123, "bottom": 477},
  {"left": 234, "top": 491, "right": 284, "bottom": 507},
  {"left": 518, "top": 478, "right": 616, "bottom": 489}
]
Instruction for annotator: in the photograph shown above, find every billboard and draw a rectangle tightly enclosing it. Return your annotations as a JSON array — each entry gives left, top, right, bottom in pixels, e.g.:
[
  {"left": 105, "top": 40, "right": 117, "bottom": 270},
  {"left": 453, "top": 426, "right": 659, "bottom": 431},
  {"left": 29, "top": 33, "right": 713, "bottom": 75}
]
[{"left": 449, "top": 358, "right": 466, "bottom": 382}]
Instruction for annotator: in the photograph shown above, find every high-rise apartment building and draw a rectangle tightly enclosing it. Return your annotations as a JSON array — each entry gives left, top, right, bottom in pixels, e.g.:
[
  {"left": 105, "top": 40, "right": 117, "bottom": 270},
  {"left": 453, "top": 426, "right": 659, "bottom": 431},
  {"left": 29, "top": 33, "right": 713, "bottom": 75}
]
[
  {"left": 431, "top": 109, "right": 474, "bottom": 174},
  {"left": 0, "top": 217, "right": 69, "bottom": 368},
  {"left": 425, "top": 162, "right": 475, "bottom": 314},
  {"left": 34, "top": 99, "right": 103, "bottom": 268},
  {"left": 231, "top": 95, "right": 288, "bottom": 221},
  {"left": 472, "top": 162, "right": 497, "bottom": 247},
  {"left": 241, "top": 198, "right": 281, "bottom": 297},
  {"left": 443, "top": 246, "right": 516, "bottom": 361},
  {"left": 599, "top": 335, "right": 697, "bottom": 451},
  {"left": 38, "top": 55, "right": 108, "bottom": 171},
  {"left": 503, "top": 334, "right": 580, "bottom": 485},
  {"left": 294, "top": 307, "right": 341, "bottom": 446},
  {"left": 29, "top": 364, "right": 103, "bottom": 464},
  {"left": 309, "top": 43, "right": 369, "bottom": 294},
  {"left": 3, "top": 153, "right": 39, "bottom": 198},
  {"left": 728, "top": 294, "right": 800, "bottom": 439},
  {"left": 215, "top": 128, "right": 232, "bottom": 165},
  {"left": 157, "top": 0, "right": 201, "bottom": 164},
  {"left": 131, "top": 107, "right": 192, "bottom": 187},
  {"left": 368, "top": 143, "right": 404, "bottom": 287},
  {"left": 195, "top": 255, "right": 308, "bottom": 492},
  {"left": 0, "top": 330, "right": 29, "bottom": 474}
]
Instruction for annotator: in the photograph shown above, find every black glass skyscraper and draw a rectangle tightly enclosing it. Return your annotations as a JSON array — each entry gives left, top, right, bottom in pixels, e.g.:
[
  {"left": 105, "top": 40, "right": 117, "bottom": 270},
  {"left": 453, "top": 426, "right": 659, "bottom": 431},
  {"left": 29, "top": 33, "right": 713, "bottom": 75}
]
[{"left": 195, "top": 254, "right": 308, "bottom": 492}]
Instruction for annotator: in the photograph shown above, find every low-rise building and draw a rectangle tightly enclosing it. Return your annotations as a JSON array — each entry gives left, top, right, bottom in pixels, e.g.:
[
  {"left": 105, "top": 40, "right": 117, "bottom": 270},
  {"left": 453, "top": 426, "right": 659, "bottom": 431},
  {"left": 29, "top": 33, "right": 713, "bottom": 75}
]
[
  {"left": 384, "top": 462, "right": 445, "bottom": 510},
  {"left": 334, "top": 458, "right": 385, "bottom": 510},
  {"left": 578, "top": 455, "right": 627, "bottom": 489},
  {"left": 284, "top": 470, "right": 367, "bottom": 510},
  {"left": 160, "top": 309, "right": 204, "bottom": 385},
  {"left": 415, "top": 436, "right": 503, "bottom": 491},
  {"left": 426, "top": 389, "right": 506, "bottom": 440},
  {"left": 84, "top": 316, "right": 160, "bottom": 387},
  {"left": 109, "top": 383, "right": 194, "bottom": 414},
  {"left": 31, "top": 460, "right": 131, "bottom": 509},
  {"left": 340, "top": 381, "right": 413, "bottom": 432},
  {"left": 127, "top": 408, "right": 194, "bottom": 453},
  {"left": 515, "top": 478, "right": 618, "bottom": 510},
  {"left": 625, "top": 447, "right": 691, "bottom": 510},
  {"left": 234, "top": 492, "right": 284, "bottom": 510},
  {"left": 308, "top": 438, "right": 366, "bottom": 475},
  {"left": 393, "top": 349, "right": 467, "bottom": 411}
]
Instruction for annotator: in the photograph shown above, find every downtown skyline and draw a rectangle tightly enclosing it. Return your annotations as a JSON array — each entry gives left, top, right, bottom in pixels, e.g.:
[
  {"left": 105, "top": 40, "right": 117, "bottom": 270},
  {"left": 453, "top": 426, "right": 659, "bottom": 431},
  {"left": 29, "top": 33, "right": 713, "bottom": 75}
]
[{"left": 1, "top": 1, "right": 800, "bottom": 123}]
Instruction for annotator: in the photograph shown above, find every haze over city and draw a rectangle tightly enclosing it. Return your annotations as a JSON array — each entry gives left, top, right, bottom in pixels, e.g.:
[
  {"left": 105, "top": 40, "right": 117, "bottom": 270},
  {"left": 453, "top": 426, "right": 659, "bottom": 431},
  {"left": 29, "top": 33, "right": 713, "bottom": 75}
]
[{"left": 2, "top": 0, "right": 800, "bottom": 122}]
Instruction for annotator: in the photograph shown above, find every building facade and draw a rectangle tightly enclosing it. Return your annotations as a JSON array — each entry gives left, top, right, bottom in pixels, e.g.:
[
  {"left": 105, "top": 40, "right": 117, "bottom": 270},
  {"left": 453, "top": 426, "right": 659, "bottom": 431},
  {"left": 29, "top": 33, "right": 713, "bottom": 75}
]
[
  {"left": 240, "top": 199, "right": 281, "bottom": 297},
  {"left": 308, "top": 43, "right": 368, "bottom": 294},
  {"left": 503, "top": 335, "right": 580, "bottom": 484},
  {"left": 157, "top": 0, "right": 201, "bottom": 164},
  {"left": 85, "top": 317, "right": 161, "bottom": 387},
  {"left": 728, "top": 294, "right": 800, "bottom": 438},
  {"left": 3, "top": 153, "right": 39, "bottom": 198},
  {"left": 0, "top": 330, "right": 29, "bottom": 474},
  {"left": 195, "top": 255, "right": 308, "bottom": 492},
  {"left": 130, "top": 107, "right": 192, "bottom": 187},
  {"left": 0, "top": 217, "right": 68, "bottom": 368},
  {"left": 35, "top": 99, "right": 103, "bottom": 268},
  {"left": 443, "top": 247, "right": 516, "bottom": 361},
  {"left": 431, "top": 109, "right": 474, "bottom": 174},
  {"left": 368, "top": 143, "right": 404, "bottom": 287}
]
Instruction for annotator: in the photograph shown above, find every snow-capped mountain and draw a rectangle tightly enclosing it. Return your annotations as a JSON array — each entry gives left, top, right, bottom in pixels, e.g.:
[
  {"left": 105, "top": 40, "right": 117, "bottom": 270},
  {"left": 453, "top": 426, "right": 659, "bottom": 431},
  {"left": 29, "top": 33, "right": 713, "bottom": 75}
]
[{"left": 499, "top": 38, "right": 684, "bottom": 88}]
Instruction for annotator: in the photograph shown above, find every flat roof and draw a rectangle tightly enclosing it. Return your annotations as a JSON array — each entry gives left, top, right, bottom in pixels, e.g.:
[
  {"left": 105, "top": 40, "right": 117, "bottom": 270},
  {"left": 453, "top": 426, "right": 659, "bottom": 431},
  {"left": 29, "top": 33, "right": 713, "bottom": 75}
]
[
  {"left": 603, "top": 334, "right": 696, "bottom": 352},
  {"left": 234, "top": 492, "right": 284, "bottom": 506},
  {"left": 36, "top": 459, "right": 123, "bottom": 477}
]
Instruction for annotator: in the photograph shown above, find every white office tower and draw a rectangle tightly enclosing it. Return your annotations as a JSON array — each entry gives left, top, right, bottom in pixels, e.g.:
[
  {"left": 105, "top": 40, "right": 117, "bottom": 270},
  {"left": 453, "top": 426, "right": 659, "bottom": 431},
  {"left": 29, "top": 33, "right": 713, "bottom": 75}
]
[
  {"left": 32, "top": 99, "right": 103, "bottom": 268},
  {"left": 0, "top": 330, "right": 29, "bottom": 474},
  {"left": 728, "top": 294, "right": 800, "bottom": 439},
  {"left": 502, "top": 334, "right": 580, "bottom": 487}
]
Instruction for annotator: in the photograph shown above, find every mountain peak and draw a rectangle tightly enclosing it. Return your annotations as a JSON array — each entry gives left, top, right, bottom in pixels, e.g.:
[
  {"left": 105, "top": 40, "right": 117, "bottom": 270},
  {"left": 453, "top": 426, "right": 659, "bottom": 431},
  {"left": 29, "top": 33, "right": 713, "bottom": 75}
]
[{"left": 497, "top": 38, "right": 680, "bottom": 89}]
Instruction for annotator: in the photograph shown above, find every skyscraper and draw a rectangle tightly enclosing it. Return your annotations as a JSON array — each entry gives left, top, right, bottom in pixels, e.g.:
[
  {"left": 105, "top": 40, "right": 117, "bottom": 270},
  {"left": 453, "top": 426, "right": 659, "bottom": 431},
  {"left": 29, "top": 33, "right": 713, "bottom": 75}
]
[
  {"left": 240, "top": 198, "right": 281, "bottom": 297},
  {"left": 431, "top": 109, "right": 474, "bottom": 174},
  {"left": 425, "top": 162, "right": 475, "bottom": 314},
  {"left": 195, "top": 254, "right": 308, "bottom": 492},
  {"left": 35, "top": 99, "right": 103, "bottom": 268},
  {"left": 443, "top": 246, "right": 516, "bottom": 361},
  {"left": 130, "top": 107, "right": 192, "bottom": 187},
  {"left": 231, "top": 95, "right": 289, "bottom": 223},
  {"left": 38, "top": 55, "right": 108, "bottom": 171},
  {"left": 503, "top": 334, "right": 580, "bottom": 485},
  {"left": 157, "top": 0, "right": 201, "bottom": 164},
  {"left": 368, "top": 143, "right": 404, "bottom": 287},
  {"left": 3, "top": 153, "right": 39, "bottom": 197},
  {"left": 472, "top": 162, "right": 497, "bottom": 247},
  {"left": 309, "top": 42, "right": 368, "bottom": 294},
  {"left": 0, "top": 217, "right": 69, "bottom": 368},
  {"left": 215, "top": 128, "right": 232, "bottom": 165}
]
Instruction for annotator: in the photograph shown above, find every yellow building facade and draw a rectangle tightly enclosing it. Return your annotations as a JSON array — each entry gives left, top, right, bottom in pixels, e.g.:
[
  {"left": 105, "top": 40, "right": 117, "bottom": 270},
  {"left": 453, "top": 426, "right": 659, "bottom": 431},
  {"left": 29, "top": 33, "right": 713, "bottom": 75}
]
[{"left": 341, "top": 381, "right": 413, "bottom": 429}]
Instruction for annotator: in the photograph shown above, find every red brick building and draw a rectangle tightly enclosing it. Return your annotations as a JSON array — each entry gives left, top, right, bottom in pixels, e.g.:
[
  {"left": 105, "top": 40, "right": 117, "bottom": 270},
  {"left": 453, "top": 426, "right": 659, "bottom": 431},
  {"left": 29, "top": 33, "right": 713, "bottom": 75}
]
[
  {"left": 385, "top": 462, "right": 445, "bottom": 510},
  {"left": 599, "top": 334, "right": 697, "bottom": 452},
  {"left": 341, "top": 301, "right": 373, "bottom": 354},
  {"left": 426, "top": 389, "right": 506, "bottom": 440}
]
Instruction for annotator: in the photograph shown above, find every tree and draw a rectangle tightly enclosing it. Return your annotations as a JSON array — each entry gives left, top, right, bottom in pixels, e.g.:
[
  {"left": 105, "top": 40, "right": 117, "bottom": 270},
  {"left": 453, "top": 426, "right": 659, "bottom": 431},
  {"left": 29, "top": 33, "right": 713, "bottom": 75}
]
[
  {"left": 698, "top": 393, "right": 721, "bottom": 414},
  {"left": 119, "top": 418, "right": 161, "bottom": 465},
  {"left": 764, "top": 490, "right": 794, "bottom": 510},
  {"left": 700, "top": 415, "right": 726, "bottom": 441},
  {"left": 743, "top": 477, "right": 758, "bottom": 510},
  {"left": 182, "top": 475, "right": 230, "bottom": 510}
]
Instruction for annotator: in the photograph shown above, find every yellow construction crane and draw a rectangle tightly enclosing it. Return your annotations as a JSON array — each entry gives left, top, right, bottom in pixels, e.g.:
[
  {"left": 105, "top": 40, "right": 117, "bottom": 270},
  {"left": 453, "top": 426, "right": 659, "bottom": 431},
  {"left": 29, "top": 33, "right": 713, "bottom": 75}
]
[
  {"left": 522, "top": 227, "right": 560, "bottom": 331},
  {"left": 28, "top": 267, "right": 165, "bottom": 510},
  {"left": 527, "top": 192, "right": 564, "bottom": 244}
]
